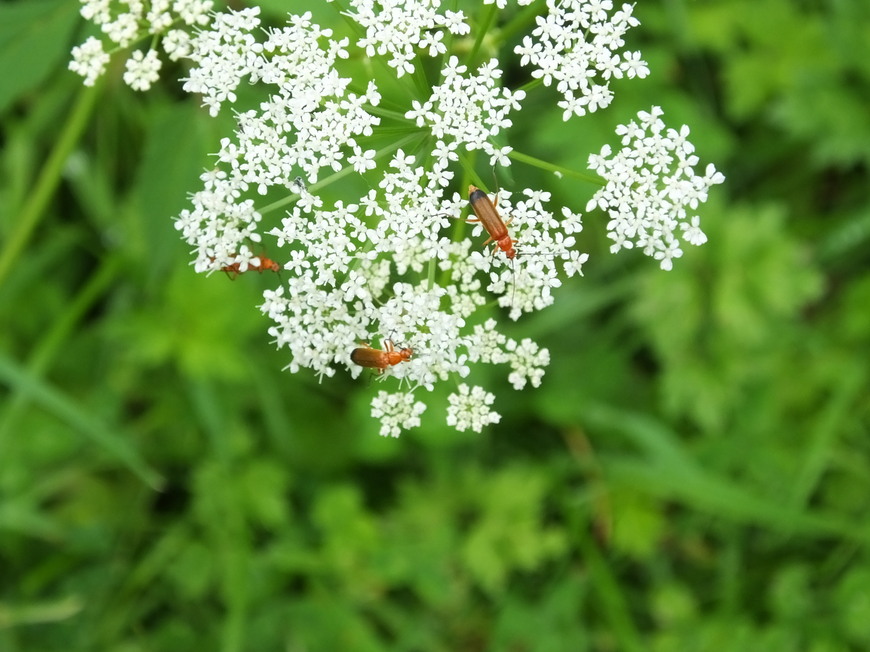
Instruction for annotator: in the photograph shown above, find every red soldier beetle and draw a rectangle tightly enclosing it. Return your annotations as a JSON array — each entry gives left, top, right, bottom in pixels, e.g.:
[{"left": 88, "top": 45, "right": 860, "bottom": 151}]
[
  {"left": 350, "top": 339, "right": 414, "bottom": 374},
  {"left": 220, "top": 255, "right": 281, "bottom": 279},
  {"left": 467, "top": 184, "right": 517, "bottom": 260}
]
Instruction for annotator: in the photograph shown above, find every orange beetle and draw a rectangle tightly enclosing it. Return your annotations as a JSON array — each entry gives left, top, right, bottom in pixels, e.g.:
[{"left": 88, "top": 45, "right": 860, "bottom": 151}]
[
  {"left": 350, "top": 339, "right": 413, "bottom": 373},
  {"left": 221, "top": 255, "right": 281, "bottom": 279},
  {"left": 467, "top": 185, "right": 516, "bottom": 259}
]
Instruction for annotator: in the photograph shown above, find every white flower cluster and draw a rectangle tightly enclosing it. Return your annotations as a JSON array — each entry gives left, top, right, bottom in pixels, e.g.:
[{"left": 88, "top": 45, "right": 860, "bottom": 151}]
[
  {"left": 406, "top": 56, "right": 525, "bottom": 168},
  {"left": 484, "top": 0, "right": 536, "bottom": 8},
  {"left": 477, "top": 188, "right": 586, "bottom": 320},
  {"left": 371, "top": 391, "right": 427, "bottom": 437},
  {"left": 175, "top": 9, "right": 380, "bottom": 271},
  {"left": 330, "top": 0, "right": 470, "bottom": 77},
  {"left": 173, "top": 9, "right": 575, "bottom": 435},
  {"left": 515, "top": 0, "right": 649, "bottom": 120},
  {"left": 257, "top": 150, "right": 568, "bottom": 391},
  {"left": 180, "top": 7, "right": 264, "bottom": 115},
  {"left": 446, "top": 384, "right": 500, "bottom": 433},
  {"left": 587, "top": 106, "right": 725, "bottom": 270},
  {"left": 69, "top": 0, "right": 212, "bottom": 89},
  {"left": 61, "top": 0, "right": 722, "bottom": 436}
]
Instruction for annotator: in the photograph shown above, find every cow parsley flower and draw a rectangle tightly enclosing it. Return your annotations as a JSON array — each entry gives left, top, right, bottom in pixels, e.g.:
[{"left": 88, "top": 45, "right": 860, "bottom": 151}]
[
  {"left": 69, "top": 0, "right": 214, "bottom": 89},
  {"left": 69, "top": 37, "right": 110, "bottom": 86},
  {"left": 406, "top": 56, "right": 526, "bottom": 167},
  {"left": 516, "top": 0, "right": 649, "bottom": 120},
  {"left": 331, "top": 0, "right": 470, "bottom": 77},
  {"left": 447, "top": 384, "right": 501, "bottom": 433},
  {"left": 587, "top": 106, "right": 725, "bottom": 270},
  {"left": 65, "top": 1, "right": 724, "bottom": 435},
  {"left": 371, "top": 391, "right": 427, "bottom": 437},
  {"left": 123, "top": 49, "right": 162, "bottom": 91}
]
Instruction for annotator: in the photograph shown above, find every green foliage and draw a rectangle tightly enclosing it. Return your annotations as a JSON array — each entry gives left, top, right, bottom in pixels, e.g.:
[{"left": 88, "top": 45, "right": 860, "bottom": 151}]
[
  {"left": 0, "top": 0, "right": 80, "bottom": 115},
  {"left": 2, "top": 0, "right": 870, "bottom": 650}
]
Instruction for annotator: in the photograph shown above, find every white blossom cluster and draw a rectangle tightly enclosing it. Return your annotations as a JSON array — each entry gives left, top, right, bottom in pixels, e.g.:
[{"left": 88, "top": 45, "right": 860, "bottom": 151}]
[
  {"left": 175, "top": 9, "right": 381, "bottom": 271},
  {"left": 484, "top": 0, "right": 536, "bottom": 8},
  {"left": 69, "top": 0, "right": 213, "bottom": 89},
  {"left": 170, "top": 8, "right": 582, "bottom": 434},
  {"left": 406, "top": 56, "right": 525, "bottom": 168},
  {"left": 478, "top": 188, "right": 586, "bottom": 320},
  {"left": 63, "top": 0, "right": 725, "bottom": 436},
  {"left": 329, "top": 0, "right": 470, "bottom": 77},
  {"left": 371, "top": 391, "right": 428, "bottom": 437},
  {"left": 258, "top": 149, "right": 567, "bottom": 391},
  {"left": 515, "top": 0, "right": 649, "bottom": 120},
  {"left": 587, "top": 106, "right": 725, "bottom": 271},
  {"left": 446, "top": 384, "right": 500, "bottom": 432}
]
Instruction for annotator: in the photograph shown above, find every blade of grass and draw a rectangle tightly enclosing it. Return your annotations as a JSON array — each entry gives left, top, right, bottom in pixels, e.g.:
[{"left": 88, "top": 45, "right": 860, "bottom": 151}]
[
  {"left": 0, "top": 83, "right": 100, "bottom": 286},
  {"left": 788, "top": 364, "right": 867, "bottom": 509},
  {"left": 0, "top": 256, "right": 122, "bottom": 441},
  {"left": 0, "top": 353, "right": 163, "bottom": 490},
  {"left": 568, "top": 509, "right": 644, "bottom": 652},
  {"left": 586, "top": 404, "right": 870, "bottom": 544}
]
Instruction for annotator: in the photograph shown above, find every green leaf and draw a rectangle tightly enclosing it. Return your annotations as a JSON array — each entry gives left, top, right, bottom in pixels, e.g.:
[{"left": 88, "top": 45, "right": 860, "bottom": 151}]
[{"left": 0, "top": 0, "right": 80, "bottom": 114}]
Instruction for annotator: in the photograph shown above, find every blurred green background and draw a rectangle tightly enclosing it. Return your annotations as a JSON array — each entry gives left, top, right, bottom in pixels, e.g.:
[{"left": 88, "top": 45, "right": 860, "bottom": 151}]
[{"left": 2, "top": 0, "right": 869, "bottom": 650}]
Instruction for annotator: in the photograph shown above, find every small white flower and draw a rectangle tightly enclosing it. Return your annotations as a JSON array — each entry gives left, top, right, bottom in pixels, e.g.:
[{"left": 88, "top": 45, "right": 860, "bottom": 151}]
[
  {"left": 587, "top": 107, "right": 724, "bottom": 269},
  {"left": 146, "top": 0, "right": 173, "bottom": 32},
  {"left": 349, "top": 147, "right": 377, "bottom": 174},
  {"left": 69, "top": 36, "right": 110, "bottom": 86},
  {"left": 103, "top": 9, "right": 141, "bottom": 47},
  {"left": 489, "top": 145, "right": 513, "bottom": 168},
  {"left": 80, "top": 0, "right": 111, "bottom": 24},
  {"left": 370, "top": 391, "right": 427, "bottom": 437},
  {"left": 680, "top": 215, "right": 708, "bottom": 246},
  {"left": 162, "top": 29, "right": 192, "bottom": 61},
  {"left": 446, "top": 384, "right": 501, "bottom": 432},
  {"left": 335, "top": 0, "right": 470, "bottom": 77},
  {"left": 123, "top": 49, "right": 162, "bottom": 91},
  {"left": 506, "top": 338, "right": 550, "bottom": 390},
  {"left": 174, "top": 0, "right": 214, "bottom": 26},
  {"left": 516, "top": 0, "right": 649, "bottom": 120}
]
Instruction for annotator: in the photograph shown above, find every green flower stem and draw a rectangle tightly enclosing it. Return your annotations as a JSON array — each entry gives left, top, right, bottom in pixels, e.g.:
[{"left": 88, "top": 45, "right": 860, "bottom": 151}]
[
  {"left": 517, "top": 76, "right": 543, "bottom": 94},
  {"left": 0, "top": 83, "right": 101, "bottom": 287},
  {"left": 498, "top": 1, "right": 544, "bottom": 45},
  {"left": 509, "top": 149, "right": 604, "bottom": 185},
  {"left": 366, "top": 105, "right": 416, "bottom": 123},
  {"left": 468, "top": 2, "right": 499, "bottom": 64}
]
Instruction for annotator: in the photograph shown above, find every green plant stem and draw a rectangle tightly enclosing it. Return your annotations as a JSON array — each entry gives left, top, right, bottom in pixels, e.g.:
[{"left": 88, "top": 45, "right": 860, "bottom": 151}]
[
  {"left": 517, "top": 76, "right": 543, "bottom": 94},
  {"left": 0, "top": 83, "right": 101, "bottom": 287},
  {"left": 509, "top": 149, "right": 604, "bottom": 185},
  {"left": 498, "top": 1, "right": 544, "bottom": 44},
  {"left": 366, "top": 105, "right": 416, "bottom": 123},
  {"left": 575, "top": 522, "right": 645, "bottom": 652}
]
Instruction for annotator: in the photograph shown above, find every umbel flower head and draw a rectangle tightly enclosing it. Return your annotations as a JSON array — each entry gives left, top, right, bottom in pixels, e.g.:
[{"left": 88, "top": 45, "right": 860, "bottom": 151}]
[
  {"left": 588, "top": 106, "right": 726, "bottom": 270},
  {"left": 70, "top": 0, "right": 213, "bottom": 90},
  {"left": 70, "top": 1, "right": 724, "bottom": 436}
]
